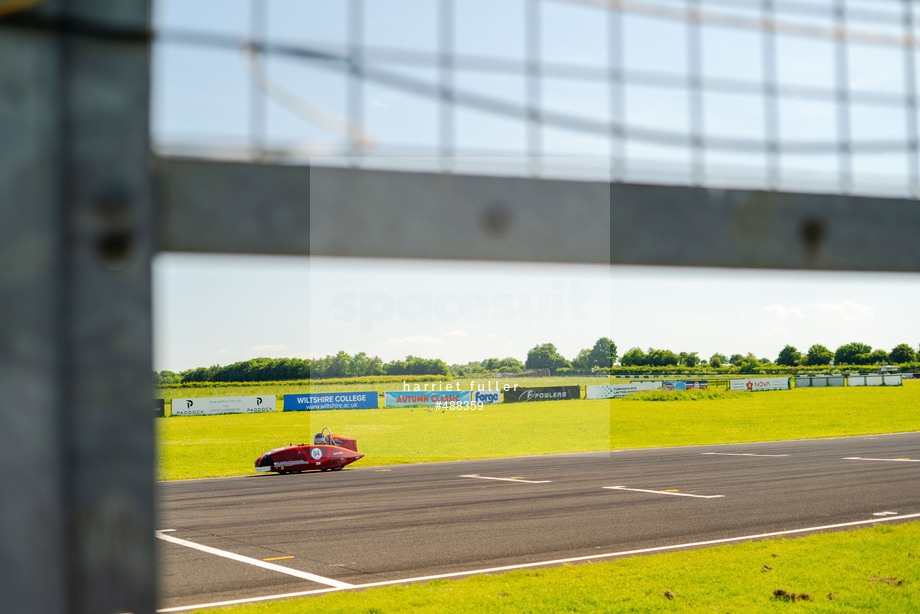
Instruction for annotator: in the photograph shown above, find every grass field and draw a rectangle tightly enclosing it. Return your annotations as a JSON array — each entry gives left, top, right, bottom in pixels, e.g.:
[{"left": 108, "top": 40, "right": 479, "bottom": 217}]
[
  {"left": 189, "top": 520, "right": 920, "bottom": 614},
  {"left": 157, "top": 380, "right": 920, "bottom": 481}
]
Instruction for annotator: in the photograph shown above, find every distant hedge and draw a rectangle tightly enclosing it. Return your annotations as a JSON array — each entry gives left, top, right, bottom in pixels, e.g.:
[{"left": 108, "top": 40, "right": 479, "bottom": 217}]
[{"left": 159, "top": 374, "right": 446, "bottom": 389}]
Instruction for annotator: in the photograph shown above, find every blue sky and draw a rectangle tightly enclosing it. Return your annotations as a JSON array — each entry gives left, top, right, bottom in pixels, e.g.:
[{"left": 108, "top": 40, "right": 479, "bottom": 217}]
[
  {"left": 154, "top": 253, "right": 920, "bottom": 371},
  {"left": 151, "top": 0, "right": 920, "bottom": 372},
  {"left": 152, "top": 0, "right": 917, "bottom": 191}
]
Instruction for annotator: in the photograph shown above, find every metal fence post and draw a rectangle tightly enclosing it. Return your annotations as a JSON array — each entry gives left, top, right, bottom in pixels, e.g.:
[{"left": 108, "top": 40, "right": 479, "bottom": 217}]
[{"left": 0, "top": 1, "right": 155, "bottom": 612}]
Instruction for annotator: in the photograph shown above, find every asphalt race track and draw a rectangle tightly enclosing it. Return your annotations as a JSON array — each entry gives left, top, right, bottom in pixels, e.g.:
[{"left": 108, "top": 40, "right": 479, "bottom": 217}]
[{"left": 157, "top": 432, "right": 920, "bottom": 611}]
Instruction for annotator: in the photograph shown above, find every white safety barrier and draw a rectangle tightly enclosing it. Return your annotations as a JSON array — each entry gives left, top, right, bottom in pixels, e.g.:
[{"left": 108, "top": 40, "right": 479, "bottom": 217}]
[
  {"left": 172, "top": 395, "right": 276, "bottom": 416},
  {"left": 729, "top": 377, "right": 789, "bottom": 392},
  {"left": 586, "top": 382, "right": 662, "bottom": 399}
]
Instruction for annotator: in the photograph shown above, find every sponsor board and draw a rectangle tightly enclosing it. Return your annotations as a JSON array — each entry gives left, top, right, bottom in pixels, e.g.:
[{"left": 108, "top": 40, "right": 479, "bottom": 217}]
[
  {"left": 729, "top": 377, "right": 790, "bottom": 392},
  {"left": 283, "top": 391, "right": 378, "bottom": 411},
  {"left": 586, "top": 382, "right": 661, "bottom": 399},
  {"left": 848, "top": 374, "right": 902, "bottom": 387},
  {"left": 172, "top": 395, "right": 276, "bottom": 416},
  {"left": 472, "top": 390, "right": 502, "bottom": 405},
  {"left": 384, "top": 390, "right": 472, "bottom": 407},
  {"left": 663, "top": 380, "right": 708, "bottom": 391},
  {"left": 504, "top": 386, "right": 581, "bottom": 403}
]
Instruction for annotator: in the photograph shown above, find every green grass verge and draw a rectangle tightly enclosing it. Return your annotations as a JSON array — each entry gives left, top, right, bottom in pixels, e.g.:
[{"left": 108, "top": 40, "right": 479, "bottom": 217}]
[
  {"left": 614, "top": 383, "right": 920, "bottom": 448},
  {"left": 157, "top": 381, "right": 920, "bottom": 481},
  {"left": 189, "top": 520, "right": 920, "bottom": 614}
]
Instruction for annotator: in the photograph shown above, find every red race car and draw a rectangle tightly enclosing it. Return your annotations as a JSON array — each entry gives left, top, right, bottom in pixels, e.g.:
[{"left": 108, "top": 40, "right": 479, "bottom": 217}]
[{"left": 255, "top": 427, "right": 364, "bottom": 474}]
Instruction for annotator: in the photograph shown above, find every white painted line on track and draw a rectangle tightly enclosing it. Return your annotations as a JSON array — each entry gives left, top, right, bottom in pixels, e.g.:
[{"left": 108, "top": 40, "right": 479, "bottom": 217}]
[
  {"left": 460, "top": 474, "right": 552, "bottom": 484},
  {"left": 873, "top": 511, "right": 898, "bottom": 516},
  {"left": 843, "top": 457, "right": 920, "bottom": 463},
  {"left": 701, "top": 452, "right": 789, "bottom": 457},
  {"left": 604, "top": 486, "right": 724, "bottom": 499},
  {"left": 155, "top": 531, "right": 353, "bottom": 589},
  {"left": 157, "top": 512, "right": 920, "bottom": 613}
]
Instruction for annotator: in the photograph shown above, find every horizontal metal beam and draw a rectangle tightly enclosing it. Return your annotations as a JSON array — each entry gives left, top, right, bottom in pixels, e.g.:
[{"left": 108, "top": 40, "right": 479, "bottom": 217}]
[
  {"left": 609, "top": 184, "right": 920, "bottom": 272},
  {"left": 154, "top": 157, "right": 920, "bottom": 272}
]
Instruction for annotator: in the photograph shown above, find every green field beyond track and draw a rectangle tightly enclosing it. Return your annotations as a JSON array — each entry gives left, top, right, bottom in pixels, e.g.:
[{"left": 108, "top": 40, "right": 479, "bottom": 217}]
[
  {"left": 157, "top": 381, "right": 920, "bottom": 481},
  {"left": 192, "top": 521, "right": 920, "bottom": 614}
]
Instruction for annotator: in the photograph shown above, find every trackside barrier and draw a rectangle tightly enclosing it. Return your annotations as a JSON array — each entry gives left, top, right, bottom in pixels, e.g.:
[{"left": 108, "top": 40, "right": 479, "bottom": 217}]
[
  {"left": 165, "top": 373, "right": 907, "bottom": 418},
  {"left": 472, "top": 390, "right": 502, "bottom": 405},
  {"left": 796, "top": 375, "right": 845, "bottom": 387},
  {"left": 283, "top": 392, "right": 378, "bottom": 411},
  {"left": 385, "top": 391, "right": 472, "bottom": 407},
  {"left": 504, "top": 386, "right": 581, "bottom": 402},
  {"left": 587, "top": 382, "right": 662, "bottom": 399},
  {"left": 171, "top": 395, "right": 276, "bottom": 416},
  {"left": 729, "top": 377, "right": 790, "bottom": 392},
  {"left": 796, "top": 374, "right": 903, "bottom": 387},
  {"left": 848, "top": 374, "right": 903, "bottom": 386},
  {"left": 664, "top": 380, "right": 708, "bottom": 390}
]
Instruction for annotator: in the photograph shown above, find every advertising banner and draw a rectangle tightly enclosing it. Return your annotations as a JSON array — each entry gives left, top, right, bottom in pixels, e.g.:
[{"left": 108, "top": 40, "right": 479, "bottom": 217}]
[
  {"left": 172, "top": 395, "right": 276, "bottom": 416},
  {"left": 283, "top": 391, "right": 378, "bottom": 411},
  {"left": 472, "top": 390, "right": 502, "bottom": 405},
  {"left": 664, "top": 380, "right": 708, "bottom": 391},
  {"left": 384, "top": 390, "right": 472, "bottom": 407},
  {"left": 729, "top": 378, "right": 789, "bottom": 392},
  {"left": 586, "top": 382, "right": 661, "bottom": 399},
  {"left": 504, "top": 386, "right": 581, "bottom": 403}
]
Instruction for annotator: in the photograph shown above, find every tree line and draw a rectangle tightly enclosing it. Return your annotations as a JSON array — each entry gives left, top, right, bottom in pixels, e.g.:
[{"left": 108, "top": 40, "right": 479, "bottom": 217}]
[
  {"left": 156, "top": 338, "right": 919, "bottom": 385},
  {"left": 774, "top": 342, "right": 917, "bottom": 367},
  {"left": 157, "top": 353, "right": 450, "bottom": 385}
]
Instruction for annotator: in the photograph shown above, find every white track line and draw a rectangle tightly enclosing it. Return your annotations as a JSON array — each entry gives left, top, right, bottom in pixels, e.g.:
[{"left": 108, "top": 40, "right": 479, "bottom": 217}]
[
  {"left": 460, "top": 474, "right": 552, "bottom": 484},
  {"left": 843, "top": 457, "right": 920, "bottom": 463},
  {"left": 155, "top": 531, "right": 353, "bottom": 589},
  {"left": 604, "top": 486, "right": 724, "bottom": 499},
  {"left": 157, "top": 512, "right": 920, "bottom": 613},
  {"left": 701, "top": 452, "right": 789, "bottom": 457}
]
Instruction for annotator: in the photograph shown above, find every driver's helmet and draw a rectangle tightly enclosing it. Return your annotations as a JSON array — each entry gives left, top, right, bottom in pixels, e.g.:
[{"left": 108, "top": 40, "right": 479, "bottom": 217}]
[{"left": 313, "top": 432, "right": 328, "bottom": 445}]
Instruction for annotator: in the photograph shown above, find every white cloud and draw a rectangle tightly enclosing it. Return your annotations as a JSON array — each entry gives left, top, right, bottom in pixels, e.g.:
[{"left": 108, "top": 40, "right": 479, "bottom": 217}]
[
  {"left": 444, "top": 330, "right": 471, "bottom": 337},
  {"left": 765, "top": 301, "right": 874, "bottom": 322},
  {"left": 380, "top": 335, "right": 447, "bottom": 347},
  {"left": 808, "top": 301, "right": 875, "bottom": 321},
  {"left": 765, "top": 304, "right": 803, "bottom": 318},
  {"left": 763, "top": 326, "right": 789, "bottom": 339},
  {"left": 250, "top": 344, "right": 286, "bottom": 353}
]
